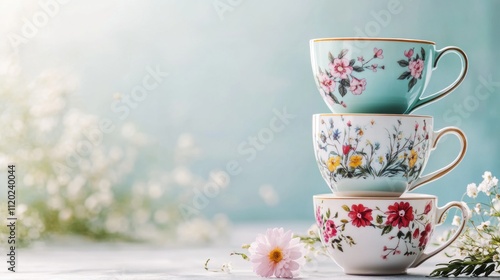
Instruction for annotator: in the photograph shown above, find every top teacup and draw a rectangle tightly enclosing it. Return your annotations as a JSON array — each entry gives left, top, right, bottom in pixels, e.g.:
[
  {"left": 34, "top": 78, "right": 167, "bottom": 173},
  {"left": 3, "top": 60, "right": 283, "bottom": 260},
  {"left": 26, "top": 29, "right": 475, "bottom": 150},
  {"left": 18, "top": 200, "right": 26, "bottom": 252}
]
[{"left": 310, "top": 38, "right": 468, "bottom": 114}]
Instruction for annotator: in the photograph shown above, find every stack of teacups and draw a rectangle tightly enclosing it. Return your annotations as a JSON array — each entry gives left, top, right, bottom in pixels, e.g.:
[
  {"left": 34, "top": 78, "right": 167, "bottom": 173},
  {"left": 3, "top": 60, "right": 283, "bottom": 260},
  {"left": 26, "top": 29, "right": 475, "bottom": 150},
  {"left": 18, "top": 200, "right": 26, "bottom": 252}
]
[{"left": 309, "top": 38, "right": 470, "bottom": 275}]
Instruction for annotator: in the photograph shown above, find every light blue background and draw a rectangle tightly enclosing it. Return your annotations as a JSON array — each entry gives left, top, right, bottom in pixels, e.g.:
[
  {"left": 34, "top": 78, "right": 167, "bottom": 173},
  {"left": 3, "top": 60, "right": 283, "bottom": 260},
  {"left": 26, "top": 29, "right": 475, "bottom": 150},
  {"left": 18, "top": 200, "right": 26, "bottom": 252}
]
[{"left": 9, "top": 0, "right": 500, "bottom": 223}]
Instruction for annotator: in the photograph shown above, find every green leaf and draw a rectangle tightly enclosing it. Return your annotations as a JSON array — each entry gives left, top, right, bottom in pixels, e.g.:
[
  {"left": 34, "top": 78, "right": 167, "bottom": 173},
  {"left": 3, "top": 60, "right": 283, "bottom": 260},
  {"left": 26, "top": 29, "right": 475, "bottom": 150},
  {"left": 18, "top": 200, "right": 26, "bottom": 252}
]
[
  {"left": 352, "top": 66, "right": 364, "bottom": 72},
  {"left": 404, "top": 231, "right": 412, "bottom": 241},
  {"left": 349, "top": 59, "right": 355, "bottom": 66},
  {"left": 341, "top": 205, "right": 350, "bottom": 212},
  {"left": 326, "top": 208, "right": 331, "bottom": 219},
  {"left": 338, "top": 49, "right": 348, "bottom": 59},
  {"left": 420, "top": 47, "right": 426, "bottom": 61},
  {"left": 340, "top": 78, "right": 350, "bottom": 87},
  {"left": 337, "top": 244, "right": 343, "bottom": 252},
  {"left": 381, "top": 225, "right": 392, "bottom": 235},
  {"left": 397, "top": 60, "right": 409, "bottom": 67},
  {"left": 397, "top": 231, "right": 404, "bottom": 239},
  {"left": 340, "top": 219, "right": 349, "bottom": 224},
  {"left": 334, "top": 212, "right": 338, "bottom": 218},
  {"left": 415, "top": 54, "right": 420, "bottom": 60},
  {"left": 398, "top": 71, "right": 411, "bottom": 80},
  {"left": 328, "top": 52, "right": 335, "bottom": 63},
  {"left": 338, "top": 85, "right": 347, "bottom": 97},
  {"left": 408, "top": 77, "right": 417, "bottom": 91},
  {"left": 328, "top": 93, "right": 340, "bottom": 105},
  {"left": 376, "top": 215, "right": 383, "bottom": 224}
]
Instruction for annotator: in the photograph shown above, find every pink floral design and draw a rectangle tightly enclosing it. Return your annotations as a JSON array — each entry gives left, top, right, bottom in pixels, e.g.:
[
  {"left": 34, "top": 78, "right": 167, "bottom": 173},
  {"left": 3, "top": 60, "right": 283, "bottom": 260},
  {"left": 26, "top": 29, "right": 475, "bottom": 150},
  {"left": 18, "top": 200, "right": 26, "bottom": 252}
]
[
  {"left": 316, "top": 206, "right": 322, "bottom": 228},
  {"left": 349, "top": 77, "right": 367, "bottom": 95},
  {"left": 385, "top": 202, "right": 414, "bottom": 229},
  {"left": 323, "top": 220, "right": 337, "bottom": 243},
  {"left": 329, "top": 58, "right": 353, "bottom": 79},
  {"left": 398, "top": 47, "right": 426, "bottom": 91},
  {"left": 316, "top": 48, "right": 384, "bottom": 108},
  {"left": 317, "top": 72, "right": 336, "bottom": 93},
  {"left": 404, "top": 48, "right": 414, "bottom": 59},
  {"left": 348, "top": 204, "right": 373, "bottom": 227},
  {"left": 409, "top": 59, "right": 424, "bottom": 79},
  {"left": 374, "top": 48, "right": 384, "bottom": 59}
]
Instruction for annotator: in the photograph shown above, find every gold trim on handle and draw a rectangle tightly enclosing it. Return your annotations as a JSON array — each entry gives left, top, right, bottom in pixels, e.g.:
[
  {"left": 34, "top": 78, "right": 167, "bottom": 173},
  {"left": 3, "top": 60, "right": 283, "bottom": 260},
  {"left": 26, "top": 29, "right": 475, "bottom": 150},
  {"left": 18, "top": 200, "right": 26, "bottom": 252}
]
[{"left": 311, "top": 37, "right": 435, "bottom": 44}]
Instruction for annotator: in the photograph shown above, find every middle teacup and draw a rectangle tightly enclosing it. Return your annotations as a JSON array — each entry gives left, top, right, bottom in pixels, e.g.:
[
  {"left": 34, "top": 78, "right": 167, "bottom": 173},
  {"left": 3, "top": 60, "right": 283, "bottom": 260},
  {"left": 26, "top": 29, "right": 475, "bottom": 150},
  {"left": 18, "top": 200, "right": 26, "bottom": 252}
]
[{"left": 313, "top": 114, "right": 467, "bottom": 196}]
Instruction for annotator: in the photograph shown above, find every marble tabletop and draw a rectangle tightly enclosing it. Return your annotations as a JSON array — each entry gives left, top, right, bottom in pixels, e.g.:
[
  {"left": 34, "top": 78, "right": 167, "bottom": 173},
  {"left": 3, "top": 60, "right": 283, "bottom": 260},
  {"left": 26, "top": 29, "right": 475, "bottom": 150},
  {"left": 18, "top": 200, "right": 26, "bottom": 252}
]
[{"left": 0, "top": 222, "right": 464, "bottom": 280}]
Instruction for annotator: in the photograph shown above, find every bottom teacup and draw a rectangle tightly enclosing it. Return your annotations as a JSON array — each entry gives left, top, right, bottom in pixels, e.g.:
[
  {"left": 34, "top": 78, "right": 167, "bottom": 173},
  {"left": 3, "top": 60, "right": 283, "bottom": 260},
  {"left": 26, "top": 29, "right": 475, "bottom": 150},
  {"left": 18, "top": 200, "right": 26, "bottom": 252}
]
[{"left": 313, "top": 193, "right": 469, "bottom": 275}]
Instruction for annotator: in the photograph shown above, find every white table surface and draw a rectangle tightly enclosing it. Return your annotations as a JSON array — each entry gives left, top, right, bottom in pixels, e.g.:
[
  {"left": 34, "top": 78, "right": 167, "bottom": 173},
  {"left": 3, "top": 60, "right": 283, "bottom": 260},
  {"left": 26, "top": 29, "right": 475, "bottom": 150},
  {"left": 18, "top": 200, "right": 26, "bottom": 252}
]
[{"left": 0, "top": 222, "right": 465, "bottom": 280}]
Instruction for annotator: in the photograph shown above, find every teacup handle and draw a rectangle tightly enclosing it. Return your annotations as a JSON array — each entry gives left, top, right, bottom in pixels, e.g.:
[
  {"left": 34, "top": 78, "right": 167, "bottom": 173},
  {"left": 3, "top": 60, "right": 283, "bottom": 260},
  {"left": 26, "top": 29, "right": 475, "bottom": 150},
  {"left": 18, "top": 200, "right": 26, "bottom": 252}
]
[
  {"left": 405, "top": 46, "right": 468, "bottom": 114},
  {"left": 410, "top": 201, "right": 470, "bottom": 268},
  {"left": 409, "top": 127, "right": 467, "bottom": 191}
]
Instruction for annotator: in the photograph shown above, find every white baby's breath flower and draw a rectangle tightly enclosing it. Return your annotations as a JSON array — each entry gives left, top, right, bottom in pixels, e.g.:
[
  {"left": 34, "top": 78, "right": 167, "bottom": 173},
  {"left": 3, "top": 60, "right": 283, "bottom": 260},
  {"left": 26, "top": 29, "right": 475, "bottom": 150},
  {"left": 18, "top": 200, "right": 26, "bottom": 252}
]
[
  {"left": 477, "top": 221, "right": 491, "bottom": 230},
  {"left": 478, "top": 171, "right": 498, "bottom": 195},
  {"left": 474, "top": 203, "right": 481, "bottom": 214},
  {"left": 466, "top": 183, "right": 478, "bottom": 198},
  {"left": 452, "top": 215, "right": 461, "bottom": 226}
]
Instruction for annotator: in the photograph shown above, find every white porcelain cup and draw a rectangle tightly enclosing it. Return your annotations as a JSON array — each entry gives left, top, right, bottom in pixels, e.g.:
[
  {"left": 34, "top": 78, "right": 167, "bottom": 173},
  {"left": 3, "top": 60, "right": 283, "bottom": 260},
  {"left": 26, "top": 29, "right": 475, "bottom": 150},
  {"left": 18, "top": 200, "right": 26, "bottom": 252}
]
[
  {"left": 313, "top": 193, "right": 470, "bottom": 275},
  {"left": 313, "top": 114, "right": 467, "bottom": 196}
]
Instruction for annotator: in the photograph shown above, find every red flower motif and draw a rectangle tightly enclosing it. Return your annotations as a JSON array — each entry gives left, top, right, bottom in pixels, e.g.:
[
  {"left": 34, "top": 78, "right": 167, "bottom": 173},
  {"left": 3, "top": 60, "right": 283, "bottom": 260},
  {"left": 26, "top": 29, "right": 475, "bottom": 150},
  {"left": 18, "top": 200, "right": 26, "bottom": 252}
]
[
  {"left": 385, "top": 202, "right": 414, "bottom": 229},
  {"left": 323, "top": 220, "right": 337, "bottom": 243},
  {"left": 346, "top": 120, "right": 352, "bottom": 127},
  {"left": 413, "top": 228, "right": 420, "bottom": 239},
  {"left": 342, "top": 144, "right": 351, "bottom": 155},
  {"left": 423, "top": 201, "right": 432, "bottom": 215},
  {"left": 348, "top": 204, "right": 373, "bottom": 227},
  {"left": 419, "top": 223, "right": 432, "bottom": 247}
]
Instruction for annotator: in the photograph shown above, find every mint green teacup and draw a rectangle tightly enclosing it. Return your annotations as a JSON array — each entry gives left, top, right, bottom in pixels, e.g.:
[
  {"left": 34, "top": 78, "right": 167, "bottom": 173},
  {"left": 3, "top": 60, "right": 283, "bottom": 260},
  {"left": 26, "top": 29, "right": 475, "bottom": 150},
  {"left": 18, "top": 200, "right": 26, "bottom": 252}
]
[{"left": 310, "top": 38, "right": 468, "bottom": 114}]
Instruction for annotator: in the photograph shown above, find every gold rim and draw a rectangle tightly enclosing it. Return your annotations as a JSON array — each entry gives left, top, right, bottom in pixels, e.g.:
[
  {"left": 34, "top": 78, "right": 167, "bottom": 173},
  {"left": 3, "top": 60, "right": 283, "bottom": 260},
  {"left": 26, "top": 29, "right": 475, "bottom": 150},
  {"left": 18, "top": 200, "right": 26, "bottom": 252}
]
[
  {"left": 313, "top": 193, "right": 436, "bottom": 200},
  {"left": 314, "top": 113, "right": 433, "bottom": 119},
  {"left": 311, "top": 37, "right": 435, "bottom": 44}
]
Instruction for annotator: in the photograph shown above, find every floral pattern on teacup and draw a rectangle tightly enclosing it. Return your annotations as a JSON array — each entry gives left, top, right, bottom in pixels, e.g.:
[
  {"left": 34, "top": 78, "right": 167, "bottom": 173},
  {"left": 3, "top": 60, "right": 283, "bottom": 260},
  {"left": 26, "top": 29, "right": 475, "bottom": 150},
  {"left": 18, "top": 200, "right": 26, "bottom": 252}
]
[
  {"left": 315, "top": 117, "right": 429, "bottom": 184},
  {"left": 316, "top": 200, "right": 433, "bottom": 259},
  {"left": 316, "top": 48, "right": 385, "bottom": 108},
  {"left": 397, "top": 47, "right": 426, "bottom": 92}
]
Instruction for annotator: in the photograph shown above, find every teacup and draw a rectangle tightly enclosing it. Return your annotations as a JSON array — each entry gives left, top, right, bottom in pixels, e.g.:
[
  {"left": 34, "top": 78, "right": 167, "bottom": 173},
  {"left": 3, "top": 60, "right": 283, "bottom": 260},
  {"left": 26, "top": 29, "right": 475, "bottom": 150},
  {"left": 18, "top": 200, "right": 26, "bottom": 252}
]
[
  {"left": 310, "top": 38, "right": 468, "bottom": 114},
  {"left": 313, "top": 193, "right": 469, "bottom": 275},
  {"left": 313, "top": 114, "right": 467, "bottom": 197}
]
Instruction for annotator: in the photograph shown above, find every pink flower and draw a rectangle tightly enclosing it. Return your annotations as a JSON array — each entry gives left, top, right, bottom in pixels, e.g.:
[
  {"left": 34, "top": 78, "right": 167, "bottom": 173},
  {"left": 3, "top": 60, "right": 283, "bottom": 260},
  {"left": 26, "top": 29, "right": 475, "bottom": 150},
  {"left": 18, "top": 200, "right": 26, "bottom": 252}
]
[
  {"left": 423, "top": 201, "right": 432, "bottom": 214},
  {"left": 249, "top": 228, "right": 306, "bottom": 278},
  {"left": 348, "top": 204, "right": 373, "bottom": 227},
  {"left": 349, "top": 77, "right": 367, "bottom": 95},
  {"left": 419, "top": 223, "right": 432, "bottom": 247},
  {"left": 404, "top": 48, "right": 414, "bottom": 59},
  {"left": 346, "top": 120, "right": 352, "bottom": 127},
  {"left": 385, "top": 202, "right": 414, "bottom": 229},
  {"left": 329, "top": 58, "right": 353, "bottom": 80},
  {"left": 373, "top": 48, "right": 384, "bottom": 59},
  {"left": 315, "top": 206, "right": 322, "bottom": 228},
  {"left": 357, "top": 56, "right": 364, "bottom": 62},
  {"left": 323, "top": 220, "right": 337, "bottom": 243},
  {"left": 317, "top": 72, "right": 336, "bottom": 94},
  {"left": 371, "top": 64, "right": 378, "bottom": 72},
  {"left": 415, "top": 122, "right": 419, "bottom": 131},
  {"left": 409, "top": 59, "right": 424, "bottom": 79}
]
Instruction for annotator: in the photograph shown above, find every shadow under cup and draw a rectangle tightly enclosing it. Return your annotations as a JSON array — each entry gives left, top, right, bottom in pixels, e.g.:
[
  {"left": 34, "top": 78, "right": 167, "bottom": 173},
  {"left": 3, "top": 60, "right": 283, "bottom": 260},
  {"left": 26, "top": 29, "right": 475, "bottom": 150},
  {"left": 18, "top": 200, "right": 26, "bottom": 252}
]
[{"left": 312, "top": 114, "right": 467, "bottom": 197}]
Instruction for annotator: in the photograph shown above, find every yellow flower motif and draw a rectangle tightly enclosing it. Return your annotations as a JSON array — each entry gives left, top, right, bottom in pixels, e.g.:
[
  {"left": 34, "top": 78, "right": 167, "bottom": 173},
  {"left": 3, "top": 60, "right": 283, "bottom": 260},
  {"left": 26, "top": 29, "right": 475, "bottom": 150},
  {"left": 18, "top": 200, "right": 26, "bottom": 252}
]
[
  {"left": 349, "top": 154, "right": 363, "bottom": 168},
  {"left": 408, "top": 149, "right": 418, "bottom": 168},
  {"left": 378, "top": 156, "right": 384, "bottom": 164},
  {"left": 326, "top": 156, "right": 341, "bottom": 172}
]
